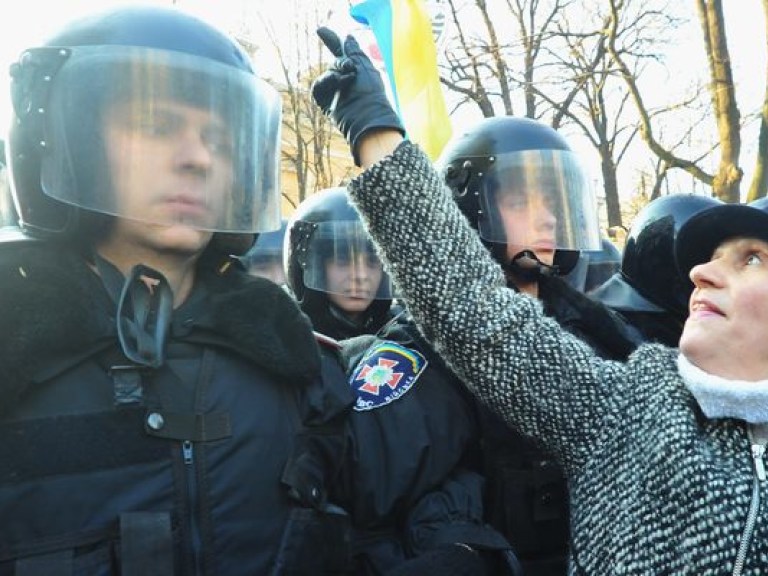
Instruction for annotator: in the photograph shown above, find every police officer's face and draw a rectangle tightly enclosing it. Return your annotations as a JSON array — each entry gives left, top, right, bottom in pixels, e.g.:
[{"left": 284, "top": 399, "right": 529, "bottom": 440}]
[
  {"left": 681, "top": 237, "right": 768, "bottom": 380},
  {"left": 102, "top": 99, "right": 234, "bottom": 255},
  {"left": 325, "top": 251, "right": 384, "bottom": 316},
  {"left": 497, "top": 189, "right": 557, "bottom": 266}
]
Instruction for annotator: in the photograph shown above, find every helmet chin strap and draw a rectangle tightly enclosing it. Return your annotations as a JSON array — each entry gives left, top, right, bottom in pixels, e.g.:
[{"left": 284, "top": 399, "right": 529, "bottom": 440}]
[{"left": 505, "top": 249, "right": 560, "bottom": 282}]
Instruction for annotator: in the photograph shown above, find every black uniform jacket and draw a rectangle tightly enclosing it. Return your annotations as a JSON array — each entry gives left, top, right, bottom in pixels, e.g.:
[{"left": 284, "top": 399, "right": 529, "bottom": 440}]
[
  {"left": 0, "top": 241, "right": 353, "bottom": 576},
  {"left": 335, "top": 313, "right": 515, "bottom": 576}
]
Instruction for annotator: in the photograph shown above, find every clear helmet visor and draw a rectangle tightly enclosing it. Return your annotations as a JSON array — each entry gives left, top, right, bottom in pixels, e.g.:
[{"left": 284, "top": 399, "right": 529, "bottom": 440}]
[
  {"left": 301, "top": 220, "right": 393, "bottom": 300},
  {"left": 0, "top": 165, "right": 14, "bottom": 227},
  {"left": 584, "top": 252, "right": 621, "bottom": 292},
  {"left": 38, "top": 46, "right": 282, "bottom": 232},
  {"left": 243, "top": 226, "right": 286, "bottom": 283},
  {"left": 246, "top": 253, "right": 286, "bottom": 284},
  {"left": 477, "top": 149, "right": 601, "bottom": 251}
]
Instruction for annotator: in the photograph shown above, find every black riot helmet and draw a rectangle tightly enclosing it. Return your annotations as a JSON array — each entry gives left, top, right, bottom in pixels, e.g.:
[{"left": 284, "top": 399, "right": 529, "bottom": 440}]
[
  {"left": 435, "top": 116, "right": 601, "bottom": 279},
  {"left": 0, "top": 139, "right": 16, "bottom": 228},
  {"left": 592, "top": 194, "right": 722, "bottom": 320},
  {"left": 6, "top": 5, "right": 282, "bottom": 250},
  {"left": 285, "top": 187, "right": 394, "bottom": 339}
]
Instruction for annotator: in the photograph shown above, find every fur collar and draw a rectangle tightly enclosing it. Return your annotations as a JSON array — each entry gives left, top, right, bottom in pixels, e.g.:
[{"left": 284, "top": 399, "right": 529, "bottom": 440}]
[
  {"left": 0, "top": 243, "right": 320, "bottom": 413},
  {"left": 677, "top": 353, "right": 768, "bottom": 423}
]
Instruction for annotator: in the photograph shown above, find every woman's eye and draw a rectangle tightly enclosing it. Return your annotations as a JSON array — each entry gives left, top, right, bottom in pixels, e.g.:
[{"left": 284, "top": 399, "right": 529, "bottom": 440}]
[{"left": 746, "top": 253, "right": 762, "bottom": 266}]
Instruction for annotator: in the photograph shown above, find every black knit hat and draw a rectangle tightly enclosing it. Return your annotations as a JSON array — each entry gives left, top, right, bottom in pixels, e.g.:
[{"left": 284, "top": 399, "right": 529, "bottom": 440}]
[{"left": 675, "top": 202, "right": 768, "bottom": 280}]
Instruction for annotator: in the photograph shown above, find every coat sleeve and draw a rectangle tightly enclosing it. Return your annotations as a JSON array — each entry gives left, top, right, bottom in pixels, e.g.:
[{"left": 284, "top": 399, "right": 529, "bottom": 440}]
[
  {"left": 346, "top": 141, "right": 630, "bottom": 473},
  {"left": 402, "top": 468, "right": 523, "bottom": 575}
]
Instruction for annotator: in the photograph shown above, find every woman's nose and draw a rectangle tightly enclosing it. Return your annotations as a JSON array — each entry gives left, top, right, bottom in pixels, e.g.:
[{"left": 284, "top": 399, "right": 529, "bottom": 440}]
[{"left": 690, "top": 257, "right": 722, "bottom": 288}]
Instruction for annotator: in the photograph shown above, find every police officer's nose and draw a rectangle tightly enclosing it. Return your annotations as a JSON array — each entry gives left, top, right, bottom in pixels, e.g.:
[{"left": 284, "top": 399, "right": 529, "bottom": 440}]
[
  {"left": 175, "top": 128, "right": 214, "bottom": 171},
  {"left": 351, "top": 255, "right": 372, "bottom": 280},
  {"left": 533, "top": 199, "right": 557, "bottom": 231}
]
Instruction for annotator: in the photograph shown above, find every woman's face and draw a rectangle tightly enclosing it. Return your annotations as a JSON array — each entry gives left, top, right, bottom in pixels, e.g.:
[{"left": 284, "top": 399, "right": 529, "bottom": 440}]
[
  {"left": 680, "top": 237, "right": 768, "bottom": 380},
  {"left": 325, "top": 251, "right": 384, "bottom": 317},
  {"left": 497, "top": 189, "right": 558, "bottom": 266}
]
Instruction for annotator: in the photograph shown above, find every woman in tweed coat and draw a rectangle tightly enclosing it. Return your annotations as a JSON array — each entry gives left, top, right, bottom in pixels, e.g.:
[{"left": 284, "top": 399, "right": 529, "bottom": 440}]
[{"left": 312, "top": 29, "right": 768, "bottom": 575}]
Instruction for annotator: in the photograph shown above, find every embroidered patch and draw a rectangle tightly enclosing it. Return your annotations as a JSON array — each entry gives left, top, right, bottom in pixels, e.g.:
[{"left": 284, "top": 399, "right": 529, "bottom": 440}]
[{"left": 349, "top": 341, "right": 428, "bottom": 411}]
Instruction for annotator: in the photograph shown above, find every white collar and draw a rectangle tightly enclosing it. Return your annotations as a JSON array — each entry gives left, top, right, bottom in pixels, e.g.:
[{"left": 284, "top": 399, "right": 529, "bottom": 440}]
[{"left": 677, "top": 354, "right": 768, "bottom": 423}]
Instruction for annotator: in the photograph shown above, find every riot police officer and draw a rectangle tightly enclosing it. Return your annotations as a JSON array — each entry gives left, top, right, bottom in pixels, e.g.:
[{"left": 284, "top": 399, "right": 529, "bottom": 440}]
[
  {"left": 436, "top": 115, "right": 640, "bottom": 575},
  {"left": 287, "top": 186, "right": 520, "bottom": 575},
  {"left": 0, "top": 7, "right": 353, "bottom": 574}
]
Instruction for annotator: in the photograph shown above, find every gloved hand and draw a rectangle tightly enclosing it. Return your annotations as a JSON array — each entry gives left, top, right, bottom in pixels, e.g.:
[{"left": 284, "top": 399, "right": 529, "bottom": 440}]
[
  {"left": 384, "top": 544, "right": 490, "bottom": 576},
  {"left": 312, "top": 26, "right": 405, "bottom": 166}
]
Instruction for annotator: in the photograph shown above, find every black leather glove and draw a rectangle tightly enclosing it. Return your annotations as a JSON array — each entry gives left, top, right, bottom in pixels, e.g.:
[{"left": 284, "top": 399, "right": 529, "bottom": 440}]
[{"left": 312, "top": 26, "right": 405, "bottom": 166}]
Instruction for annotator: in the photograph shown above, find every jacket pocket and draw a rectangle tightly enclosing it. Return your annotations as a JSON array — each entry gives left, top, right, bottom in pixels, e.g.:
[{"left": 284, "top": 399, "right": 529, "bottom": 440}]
[{"left": 1, "top": 512, "right": 174, "bottom": 576}]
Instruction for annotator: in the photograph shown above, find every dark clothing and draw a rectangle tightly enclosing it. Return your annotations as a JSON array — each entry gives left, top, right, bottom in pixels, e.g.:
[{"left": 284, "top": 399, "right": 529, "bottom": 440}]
[
  {"left": 300, "top": 289, "right": 395, "bottom": 341},
  {"left": 0, "top": 242, "right": 353, "bottom": 575},
  {"left": 539, "top": 274, "right": 643, "bottom": 362},
  {"left": 480, "top": 275, "right": 640, "bottom": 575},
  {"left": 609, "top": 310, "right": 683, "bottom": 348},
  {"left": 589, "top": 273, "right": 684, "bottom": 347},
  {"left": 335, "top": 313, "right": 518, "bottom": 576}
]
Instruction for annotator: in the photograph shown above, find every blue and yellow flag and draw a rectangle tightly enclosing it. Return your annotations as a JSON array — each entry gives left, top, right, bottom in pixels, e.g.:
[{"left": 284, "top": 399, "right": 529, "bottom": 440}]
[{"left": 350, "top": 0, "right": 452, "bottom": 160}]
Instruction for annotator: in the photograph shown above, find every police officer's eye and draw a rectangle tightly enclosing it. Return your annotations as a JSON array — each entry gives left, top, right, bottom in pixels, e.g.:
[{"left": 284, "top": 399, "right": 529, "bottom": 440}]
[
  {"left": 365, "top": 254, "right": 381, "bottom": 269},
  {"left": 334, "top": 254, "right": 352, "bottom": 266},
  {"left": 133, "top": 110, "right": 182, "bottom": 137},
  {"left": 202, "top": 126, "right": 234, "bottom": 156},
  {"left": 543, "top": 193, "right": 558, "bottom": 212},
  {"left": 498, "top": 194, "right": 527, "bottom": 211}
]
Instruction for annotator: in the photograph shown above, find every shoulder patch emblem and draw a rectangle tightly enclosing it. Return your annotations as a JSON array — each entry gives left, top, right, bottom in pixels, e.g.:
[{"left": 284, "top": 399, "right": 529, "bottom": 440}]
[{"left": 349, "top": 341, "right": 428, "bottom": 411}]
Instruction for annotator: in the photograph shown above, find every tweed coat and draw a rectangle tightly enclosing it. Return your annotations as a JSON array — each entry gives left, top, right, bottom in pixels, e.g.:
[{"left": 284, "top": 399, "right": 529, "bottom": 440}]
[{"left": 345, "top": 141, "right": 768, "bottom": 575}]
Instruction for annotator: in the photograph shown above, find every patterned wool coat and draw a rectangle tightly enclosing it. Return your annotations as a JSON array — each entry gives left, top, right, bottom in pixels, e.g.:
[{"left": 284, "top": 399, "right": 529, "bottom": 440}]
[{"left": 345, "top": 141, "right": 768, "bottom": 575}]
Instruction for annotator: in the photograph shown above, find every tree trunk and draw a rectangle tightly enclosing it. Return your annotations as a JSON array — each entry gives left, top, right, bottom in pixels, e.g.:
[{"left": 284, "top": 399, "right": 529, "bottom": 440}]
[{"left": 697, "top": 0, "right": 742, "bottom": 202}]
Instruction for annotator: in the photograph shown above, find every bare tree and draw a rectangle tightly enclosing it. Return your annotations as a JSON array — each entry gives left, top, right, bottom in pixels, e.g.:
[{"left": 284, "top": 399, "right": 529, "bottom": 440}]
[
  {"left": 438, "top": 0, "right": 684, "bottom": 229},
  {"left": 746, "top": 0, "right": 768, "bottom": 201},
  {"left": 695, "top": 0, "right": 742, "bottom": 201},
  {"left": 254, "top": 0, "right": 356, "bottom": 209},
  {"left": 549, "top": 0, "right": 693, "bottom": 227},
  {"left": 440, "top": 0, "right": 579, "bottom": 119},
  {"left": 605, "top": 0, "right": 746, "bottom": 202}
]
